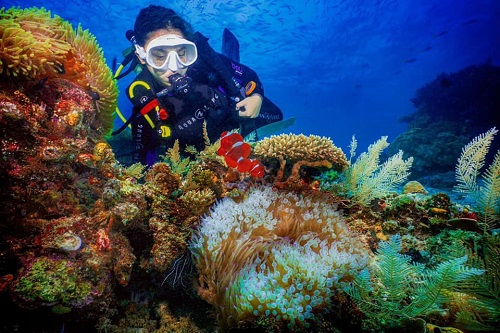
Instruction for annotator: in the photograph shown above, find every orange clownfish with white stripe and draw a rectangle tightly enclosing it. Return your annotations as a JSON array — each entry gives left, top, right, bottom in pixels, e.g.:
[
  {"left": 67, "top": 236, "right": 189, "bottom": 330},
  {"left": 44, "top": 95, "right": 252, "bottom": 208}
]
[{"left": 217, "top": 131, "right": 265, "bottom": 178}]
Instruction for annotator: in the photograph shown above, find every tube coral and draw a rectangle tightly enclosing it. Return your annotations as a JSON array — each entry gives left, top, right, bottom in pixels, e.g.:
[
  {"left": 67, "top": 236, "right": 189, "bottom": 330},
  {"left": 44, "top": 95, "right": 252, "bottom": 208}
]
[
  {"left": 189, "top": 186, "right": 371, "bottom": 330},
  {"left": 0, "top": 6, "right": 118, "bottom": 134}
]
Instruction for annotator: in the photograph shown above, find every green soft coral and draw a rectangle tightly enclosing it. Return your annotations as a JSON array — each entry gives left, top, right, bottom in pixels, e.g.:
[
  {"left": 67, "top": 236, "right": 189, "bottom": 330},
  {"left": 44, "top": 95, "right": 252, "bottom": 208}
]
[
  {"left": 15, "top": 257, "right": 91, "bottom": 306},
  {"left": 344, "top": 234, "right": 484, "bottom": 330},
  {"left": 340, "top": 136, "right": 413, "bottom": 206},
  {"left": 454, "top": 127, "right": 500, "bottom": 233}
]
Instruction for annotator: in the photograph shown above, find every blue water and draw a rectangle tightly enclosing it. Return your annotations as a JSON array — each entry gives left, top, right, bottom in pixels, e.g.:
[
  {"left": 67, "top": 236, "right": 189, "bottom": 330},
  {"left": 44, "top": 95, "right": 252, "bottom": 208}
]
[{"left": 4, "top": 0, "right": 500, "bottom": 152}]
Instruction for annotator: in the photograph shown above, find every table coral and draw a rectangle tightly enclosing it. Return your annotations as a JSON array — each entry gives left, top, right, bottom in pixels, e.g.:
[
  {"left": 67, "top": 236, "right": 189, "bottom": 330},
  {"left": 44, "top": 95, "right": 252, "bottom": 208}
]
[{"left": 189, "top": 185, "right": 371, "bottom": 330}]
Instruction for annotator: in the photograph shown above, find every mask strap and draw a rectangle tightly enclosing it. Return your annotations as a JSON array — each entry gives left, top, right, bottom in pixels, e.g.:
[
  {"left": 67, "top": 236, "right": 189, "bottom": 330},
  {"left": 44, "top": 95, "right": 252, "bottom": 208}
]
[{"left": 135, "top": 45, "right": 147, "bottom": 60}]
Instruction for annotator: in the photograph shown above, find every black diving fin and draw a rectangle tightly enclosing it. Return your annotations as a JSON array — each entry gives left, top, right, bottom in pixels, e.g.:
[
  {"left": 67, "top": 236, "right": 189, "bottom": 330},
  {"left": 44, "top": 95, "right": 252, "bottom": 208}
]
[
  {"left": 244, "top": 117, "right": 297, "bottom": 141},
  {"left": 222, "top": 28, "right": 240, "bottom": 62}
]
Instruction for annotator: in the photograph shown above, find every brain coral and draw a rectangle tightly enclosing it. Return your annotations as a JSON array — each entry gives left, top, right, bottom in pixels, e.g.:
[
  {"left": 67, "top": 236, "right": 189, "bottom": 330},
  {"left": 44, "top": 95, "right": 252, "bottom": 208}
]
[
  {"left": 253, "top": 133, "right": 349, "bottom": 170},
  {"left": 189, "top": 186, "right": 371, "bottom": 330},
  {"left": 0, "top": 6, "right": 117, "bottom": 134}
]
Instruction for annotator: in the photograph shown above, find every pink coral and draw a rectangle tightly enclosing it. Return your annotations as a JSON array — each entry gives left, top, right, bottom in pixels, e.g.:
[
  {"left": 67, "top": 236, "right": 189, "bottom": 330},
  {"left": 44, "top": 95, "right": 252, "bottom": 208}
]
[{"left": 96, "top": 228, "right": 111, "bottom": 251}]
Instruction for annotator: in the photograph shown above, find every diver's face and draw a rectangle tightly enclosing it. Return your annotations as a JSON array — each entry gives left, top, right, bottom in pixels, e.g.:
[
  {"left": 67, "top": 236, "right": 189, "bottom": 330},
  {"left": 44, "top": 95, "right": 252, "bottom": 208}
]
[{"left": 139, "top": 28, "right": 188, "bottom": 87}]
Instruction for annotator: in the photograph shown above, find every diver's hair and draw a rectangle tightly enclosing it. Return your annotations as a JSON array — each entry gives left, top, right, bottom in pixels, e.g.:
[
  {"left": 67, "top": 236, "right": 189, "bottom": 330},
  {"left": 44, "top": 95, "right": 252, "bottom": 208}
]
[{"left": 134, "top": 5, "right": 194, "bottom": 45}]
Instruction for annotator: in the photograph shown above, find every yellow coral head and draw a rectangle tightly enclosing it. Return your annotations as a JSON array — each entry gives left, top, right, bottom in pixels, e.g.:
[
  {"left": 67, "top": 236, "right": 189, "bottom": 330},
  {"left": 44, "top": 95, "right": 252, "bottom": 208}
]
[{"left": 189, "top": 186, "right": 370, "bottom": 330}]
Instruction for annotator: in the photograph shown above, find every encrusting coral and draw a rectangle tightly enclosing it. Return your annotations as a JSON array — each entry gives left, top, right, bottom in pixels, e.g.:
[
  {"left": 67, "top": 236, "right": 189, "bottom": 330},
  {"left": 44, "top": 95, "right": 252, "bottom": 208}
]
[
  {"left": 189, "top": 185, "right": 371, "bottom": 330},
  {"left": 0, "top": 6, "right": 118, "bottom": 134}
]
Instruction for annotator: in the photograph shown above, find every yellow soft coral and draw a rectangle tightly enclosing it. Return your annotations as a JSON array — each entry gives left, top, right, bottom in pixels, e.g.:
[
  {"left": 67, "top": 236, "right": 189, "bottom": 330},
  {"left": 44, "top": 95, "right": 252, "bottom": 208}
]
[{"left": 0, "top": 7, "right": 117, "bottom": 135}]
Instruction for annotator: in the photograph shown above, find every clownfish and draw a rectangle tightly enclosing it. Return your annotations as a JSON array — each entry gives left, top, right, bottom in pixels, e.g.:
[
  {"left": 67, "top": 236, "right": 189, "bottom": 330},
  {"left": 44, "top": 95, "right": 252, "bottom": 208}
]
[{"left": 217, "top": 132, "right": 265, "bottom": 178}]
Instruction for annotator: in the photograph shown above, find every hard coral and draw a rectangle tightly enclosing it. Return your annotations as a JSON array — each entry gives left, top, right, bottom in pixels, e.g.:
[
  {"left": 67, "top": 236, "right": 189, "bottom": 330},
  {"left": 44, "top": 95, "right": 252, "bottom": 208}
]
[
  {"left": 253, "top": 133, "right": 348, "bottom": 183},
  {"left": 254, "top": 133, "right": 348, "bottom": 168},
  {"left": 189, "top": 186, "right": 371, "bottom": 331},
  {"left": 0, "top": 6, "right": 117, "bottom": 134}
]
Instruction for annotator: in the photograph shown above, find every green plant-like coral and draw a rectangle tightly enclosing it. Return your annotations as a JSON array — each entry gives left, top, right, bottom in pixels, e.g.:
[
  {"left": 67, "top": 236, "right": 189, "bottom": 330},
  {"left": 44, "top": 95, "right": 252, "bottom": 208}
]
[
  {"left": 454, "top": 127, "right": 500, "bottom": 233},
  {"left": 338, "top": 136, "right": 413, "bottom": 206},
  {"left": 344, "top": 234, "right": 484, "bottom": 330},
  {"left": 453, "top": 235, "right": 500, "bottom": 331},
  {"left": 15, "top": 257, "right": 92, "bottom": 306}
]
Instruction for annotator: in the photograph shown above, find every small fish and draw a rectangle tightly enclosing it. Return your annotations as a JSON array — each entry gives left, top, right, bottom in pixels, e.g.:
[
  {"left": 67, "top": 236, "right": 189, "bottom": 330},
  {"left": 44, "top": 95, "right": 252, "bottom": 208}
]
[
  {"left": 217, "top": 132, "right": 265, "bottom": 178},
  {"left": 34, "top": 76, "right": 49, "bottom": 90},
  {"left": 237, "top": 158, "right": 265, "bottom": 178},
  {"left": 217, "top": 132, "right": 251, "bottom": 168},
  {"left": 87, "top": 89, "right": 100, "bottom": 101},
  {"left": 433, "top": 30, "right": 448, "bottom": 37},
  {"left": 461, "top": 18, "right": 479, "bottom": 25}
]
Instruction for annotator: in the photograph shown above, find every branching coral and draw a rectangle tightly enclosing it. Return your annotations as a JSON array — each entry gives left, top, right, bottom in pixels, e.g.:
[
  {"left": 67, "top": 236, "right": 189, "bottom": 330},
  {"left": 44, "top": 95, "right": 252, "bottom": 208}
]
[
  {"left": 253, "top": 133, "right": 348, "bottom": 182},
  {"left": 189, "top": 186, "right": 371, "bottom": 330},
  {"left": 0, "top": 6, "right": 118, "bottom": 134}
]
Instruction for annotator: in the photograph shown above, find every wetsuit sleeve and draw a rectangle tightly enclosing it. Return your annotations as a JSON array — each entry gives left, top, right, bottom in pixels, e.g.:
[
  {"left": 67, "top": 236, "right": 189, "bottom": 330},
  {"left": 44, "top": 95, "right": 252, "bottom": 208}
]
[{"left": 221, "top": 56, "right": 265, "bottom": 97}]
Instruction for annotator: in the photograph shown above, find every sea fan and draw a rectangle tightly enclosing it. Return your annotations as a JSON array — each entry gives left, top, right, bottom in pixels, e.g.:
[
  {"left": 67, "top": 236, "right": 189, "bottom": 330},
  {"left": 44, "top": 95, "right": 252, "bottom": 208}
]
[
  {"left": 454, "top": 236, "right": 500, "bottom": 331},
  {"left": 455, "top": 127, "right": 497, "bottom": 194},
  {"left": 454, "top": 127, "right": 500, "bottom": 232},
  {"left": 344, "top": 234, "right": 484, "bottom": 330},
  {"left": 342, "top": 136, "right": 413, "bottom": 205},
  {"left": 476, "top": 151, "right": 500, "bottom": 231}
]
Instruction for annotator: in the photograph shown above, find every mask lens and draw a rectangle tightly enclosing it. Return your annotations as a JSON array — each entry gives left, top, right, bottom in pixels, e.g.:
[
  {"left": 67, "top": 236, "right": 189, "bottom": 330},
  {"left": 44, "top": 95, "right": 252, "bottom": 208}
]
[{"left": 145, "top": 35, "right": 198, "bottom": 70}]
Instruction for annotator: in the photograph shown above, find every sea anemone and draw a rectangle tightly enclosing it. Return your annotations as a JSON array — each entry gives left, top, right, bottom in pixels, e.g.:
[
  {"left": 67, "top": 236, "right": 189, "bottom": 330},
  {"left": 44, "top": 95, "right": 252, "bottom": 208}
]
[
  {"left": 189, "top": 186, "right": 371, "bottom": 330},
  {"left": 0, "top": 6, "right": 118, "bottom": 134}
]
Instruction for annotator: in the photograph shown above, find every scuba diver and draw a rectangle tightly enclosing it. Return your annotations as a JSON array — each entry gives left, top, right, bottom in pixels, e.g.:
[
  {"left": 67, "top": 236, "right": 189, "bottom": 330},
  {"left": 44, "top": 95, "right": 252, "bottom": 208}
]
[{"left": 114, "top": 5, "right": 283, "bottom": 166}]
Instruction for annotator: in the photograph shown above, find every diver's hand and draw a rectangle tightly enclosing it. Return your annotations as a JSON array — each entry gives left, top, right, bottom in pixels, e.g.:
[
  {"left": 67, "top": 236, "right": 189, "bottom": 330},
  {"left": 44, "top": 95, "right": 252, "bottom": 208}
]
[{"left": 236, "top": 94, "right": 262, "bottom": 118}]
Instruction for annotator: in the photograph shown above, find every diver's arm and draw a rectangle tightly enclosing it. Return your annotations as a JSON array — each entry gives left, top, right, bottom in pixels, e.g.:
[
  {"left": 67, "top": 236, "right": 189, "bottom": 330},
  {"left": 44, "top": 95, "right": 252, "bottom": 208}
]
[{"left": 222, "top": 57, "right": 265, "bottom": 118}]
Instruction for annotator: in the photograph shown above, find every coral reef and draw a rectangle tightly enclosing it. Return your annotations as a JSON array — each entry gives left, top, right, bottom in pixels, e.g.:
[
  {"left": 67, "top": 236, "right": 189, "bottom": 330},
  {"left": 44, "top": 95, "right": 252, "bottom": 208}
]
[
  {"left": 0, "top": 6, "right": 118, "bottom": 134},
  {"left": 389, "top": 64, "right": 500, "bottom": 182},
  {"left": 1, "top": 14, "right": 499, "bottom": 331},
  {"left": 189, "top": 185, "right": 371, "bottom": 330}
]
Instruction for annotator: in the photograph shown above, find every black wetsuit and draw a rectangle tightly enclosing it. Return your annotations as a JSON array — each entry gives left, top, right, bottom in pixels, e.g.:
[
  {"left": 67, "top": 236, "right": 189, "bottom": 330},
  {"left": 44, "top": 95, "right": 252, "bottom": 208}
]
[{"left": 127, "top": 35, "right": 282, "bottom": 166}]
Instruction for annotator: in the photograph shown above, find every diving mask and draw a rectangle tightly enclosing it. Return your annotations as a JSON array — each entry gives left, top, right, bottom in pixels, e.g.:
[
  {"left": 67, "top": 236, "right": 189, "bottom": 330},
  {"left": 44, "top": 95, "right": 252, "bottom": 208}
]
[{"left": 135, "top": 34, "right": 198, "bottom": 71}]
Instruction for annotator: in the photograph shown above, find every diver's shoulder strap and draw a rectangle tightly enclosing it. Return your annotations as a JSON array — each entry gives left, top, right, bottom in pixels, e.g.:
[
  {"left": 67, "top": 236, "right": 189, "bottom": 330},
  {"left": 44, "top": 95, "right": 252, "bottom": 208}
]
[{"left": 192, "top": 32, "right": 242, "bottom": 98}]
